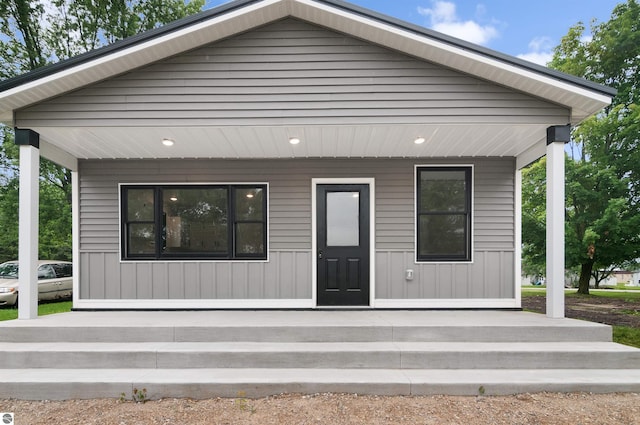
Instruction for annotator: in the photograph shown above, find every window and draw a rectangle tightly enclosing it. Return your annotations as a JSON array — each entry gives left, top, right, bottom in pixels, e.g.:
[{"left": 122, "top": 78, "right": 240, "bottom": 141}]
[
  {"left": 51, "top": 263, "right": 73, "bottom": 278},
  {"left": 121, "top": 184, "right": 267, "bottom": 260},
  {"left": 37, "top": 265, "right": 56, "bottom": 279},
  {"left": 416, "top": 166, "right": 472, "bottom": 262}
]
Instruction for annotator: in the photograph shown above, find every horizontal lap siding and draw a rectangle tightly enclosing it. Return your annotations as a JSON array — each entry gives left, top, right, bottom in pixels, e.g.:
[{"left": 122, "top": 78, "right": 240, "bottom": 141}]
[
  {"left": 79, "top": 157, "right": 514, "bottom": 300},
  {"left": 17, "top": 19, "right": 566, "bottom": 127}
]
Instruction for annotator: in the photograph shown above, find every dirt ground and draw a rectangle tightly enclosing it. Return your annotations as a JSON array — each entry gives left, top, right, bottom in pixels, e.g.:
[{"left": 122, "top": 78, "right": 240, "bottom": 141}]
[
  {"left": 2, "top": 392, "right": 640, "bottom": 425},
  {"left": 2, "top": 295, "right": 639, "bottom": 424},
  {"left": 521, "top": 292, "right": 640, "bottom": 328}
]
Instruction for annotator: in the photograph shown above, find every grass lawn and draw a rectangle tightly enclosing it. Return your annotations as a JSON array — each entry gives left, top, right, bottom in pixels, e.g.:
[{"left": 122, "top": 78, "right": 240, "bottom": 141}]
[
  {"left": 0, "top": 300, "right": 72, "bottom": 321},
  {"left": 613, "top": 327, "right": 640, "bottom": 348}
]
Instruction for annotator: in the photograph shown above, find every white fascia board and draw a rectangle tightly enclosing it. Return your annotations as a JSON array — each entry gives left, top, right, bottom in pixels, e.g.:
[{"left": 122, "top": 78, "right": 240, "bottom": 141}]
[
  {"left": 0, "top": 0, "right": 288, "bottom": 114},
  {"left": 292, "top": 0, "right": 611, "bottom": 115}
]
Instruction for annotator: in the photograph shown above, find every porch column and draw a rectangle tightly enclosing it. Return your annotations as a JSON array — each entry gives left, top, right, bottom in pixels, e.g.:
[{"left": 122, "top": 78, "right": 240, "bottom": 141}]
[
  {"left": 546, "top": 125, "right": 570, "bottom": 319},
  {"left": 16, "top": 129, "right": 40, "bottom": 320}
]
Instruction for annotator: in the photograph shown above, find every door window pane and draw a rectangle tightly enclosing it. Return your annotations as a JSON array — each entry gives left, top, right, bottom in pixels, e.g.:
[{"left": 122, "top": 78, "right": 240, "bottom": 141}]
[{"left": 326, "top": 191, "right": 359, "bottom": 246}]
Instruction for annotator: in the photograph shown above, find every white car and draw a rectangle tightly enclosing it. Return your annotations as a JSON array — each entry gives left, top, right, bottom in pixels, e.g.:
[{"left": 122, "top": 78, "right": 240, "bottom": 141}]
[{"left": 0, "top": 260, "right": 73, "bottom": 307}]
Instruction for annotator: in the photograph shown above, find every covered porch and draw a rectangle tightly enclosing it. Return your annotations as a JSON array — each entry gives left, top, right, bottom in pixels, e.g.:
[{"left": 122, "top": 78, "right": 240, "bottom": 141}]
[{"left": 0, "top": 0, "right": 615, "bottom": 316}]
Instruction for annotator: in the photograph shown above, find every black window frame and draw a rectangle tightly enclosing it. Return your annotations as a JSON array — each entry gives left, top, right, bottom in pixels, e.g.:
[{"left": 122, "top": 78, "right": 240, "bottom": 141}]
[
  {"left": 416, "top": 166, "right": 472, "bottom": 262},
  {"left": 121, "top": 184, "right": 268, "bottom": 261}
]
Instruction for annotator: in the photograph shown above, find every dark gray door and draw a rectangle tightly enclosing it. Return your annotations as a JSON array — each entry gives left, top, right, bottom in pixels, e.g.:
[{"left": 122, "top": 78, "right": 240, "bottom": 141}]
[{"left": 317, "top": 184, "right": 370, "bottom": 306}]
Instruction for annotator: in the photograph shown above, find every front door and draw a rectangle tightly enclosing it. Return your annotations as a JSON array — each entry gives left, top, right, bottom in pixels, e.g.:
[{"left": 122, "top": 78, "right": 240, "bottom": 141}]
[{"left": 316, "top": 184, "right": 370, "bottom": 306}]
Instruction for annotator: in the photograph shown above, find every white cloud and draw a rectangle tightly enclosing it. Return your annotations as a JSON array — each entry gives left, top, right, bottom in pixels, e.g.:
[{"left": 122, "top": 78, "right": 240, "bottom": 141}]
[
  {"left": 417, "top": 1, "right": 499, "bottom": 46},
  {"left": 516, "top": 36, "right": 554, "bottom": 66}
]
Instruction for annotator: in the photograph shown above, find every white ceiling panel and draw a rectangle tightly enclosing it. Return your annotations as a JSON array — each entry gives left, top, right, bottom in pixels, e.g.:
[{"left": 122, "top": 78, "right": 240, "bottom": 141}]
[{"left": 32, "top": 123, "right": 549, "bottom": 164}]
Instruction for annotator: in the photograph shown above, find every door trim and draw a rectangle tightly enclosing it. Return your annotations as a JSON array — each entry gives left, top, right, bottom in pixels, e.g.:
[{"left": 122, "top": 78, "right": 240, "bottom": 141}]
[{"left": 312, "top": 178, "right": 375, "bottom": 308}]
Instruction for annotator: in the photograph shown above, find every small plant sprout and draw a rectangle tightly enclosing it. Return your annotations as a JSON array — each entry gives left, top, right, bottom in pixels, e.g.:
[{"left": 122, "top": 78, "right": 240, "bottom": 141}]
[
  {"left": 235, "top": 390, "right": 256, "bottom": 414},
  {"left": 132, "top": 387, "right": 148, "bottom": 403},
  {"left": 117, "top": 388, "right": 149, "bottom": 403}
]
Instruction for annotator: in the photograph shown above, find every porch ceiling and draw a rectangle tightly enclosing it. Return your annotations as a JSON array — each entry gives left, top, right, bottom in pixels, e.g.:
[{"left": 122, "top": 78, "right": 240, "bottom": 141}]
[{"left": 32, "top": 123, "right": 550, "bottom": 161}]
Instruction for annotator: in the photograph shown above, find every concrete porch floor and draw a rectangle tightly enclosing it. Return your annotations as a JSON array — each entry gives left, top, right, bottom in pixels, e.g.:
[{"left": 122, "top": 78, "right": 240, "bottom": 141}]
[
  {"left": 0, "top": 309, "right": 617, "bottom": 335},
  {"left": 1, "top": 310, "right": 640, "bottom": 399}
]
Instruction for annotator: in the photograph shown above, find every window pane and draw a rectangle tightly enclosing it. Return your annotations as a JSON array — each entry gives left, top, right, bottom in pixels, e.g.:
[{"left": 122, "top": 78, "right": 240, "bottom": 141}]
[
  {"left": 163, "top": 188, "right": 228, "bottom": 254},
  {"left": 52, "top": 263, "right": 72, "bottom": 278},
  {"left": 326, "top": 191, "right": 359, "bottom": 246},
  {"left": 38, "top": 265, "right": 56, "bottom": 279},
  {"left": 128, "top": 223, "right": 156, "bottom": 254},
  {"left": 236, "top": 223, "right": 265, "bottom": 255},
  {"left": 235, "top": 187, "right": 264, "bottom": 221},
  {"left": 419, "top": 215, "right": 466, "bottom": 257},
  {"left": 419, "top": 170, "right": 467, "bottom": 212},
  {"left": 127, "top": 188, "right": 154, "bottom": 221}
]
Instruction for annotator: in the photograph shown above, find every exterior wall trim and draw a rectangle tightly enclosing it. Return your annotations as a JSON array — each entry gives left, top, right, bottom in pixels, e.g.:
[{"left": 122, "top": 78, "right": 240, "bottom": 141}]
[
  {"left": 311, "top": 177, "right": 376, "bottom": 308},
  {"left": 72, "top": 171, "right": 80, "bottom": 308},
  {"left": 514, "top": 169, "right": 523, "bottom": 309},
  {"left": 375, "top": 298, "right": 518, "bottom": 308},
  {"left": 74, "top": 298, "right": 314, "bottom": 309}
]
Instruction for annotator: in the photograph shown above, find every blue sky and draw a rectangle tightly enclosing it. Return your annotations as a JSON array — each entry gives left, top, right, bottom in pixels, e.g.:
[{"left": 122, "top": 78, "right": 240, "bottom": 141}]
[{"left": 205, "top": 0, "right": 621, "bottom": 65}]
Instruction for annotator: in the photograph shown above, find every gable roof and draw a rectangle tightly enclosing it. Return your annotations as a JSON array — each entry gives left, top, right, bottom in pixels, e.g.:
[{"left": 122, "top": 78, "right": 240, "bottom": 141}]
[{"left": 0, "top": 0, "right": 613, "bottom": 124}]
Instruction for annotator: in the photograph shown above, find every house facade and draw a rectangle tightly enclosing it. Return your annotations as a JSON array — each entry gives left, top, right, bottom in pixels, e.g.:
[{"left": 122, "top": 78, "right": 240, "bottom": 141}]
[{"left": 0, "top": 0, "right": 614, "bottom": 315}]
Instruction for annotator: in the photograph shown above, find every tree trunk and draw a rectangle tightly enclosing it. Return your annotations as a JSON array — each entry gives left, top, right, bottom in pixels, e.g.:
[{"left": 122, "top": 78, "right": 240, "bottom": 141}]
[{"left": 577, "top": 259, "right": 595, "bottom": 294}]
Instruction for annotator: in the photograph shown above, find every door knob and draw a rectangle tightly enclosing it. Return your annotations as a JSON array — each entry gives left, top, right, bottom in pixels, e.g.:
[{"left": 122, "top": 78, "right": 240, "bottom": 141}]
[{"left": 318, "top": 250, "right": 323, "bottom": 259}]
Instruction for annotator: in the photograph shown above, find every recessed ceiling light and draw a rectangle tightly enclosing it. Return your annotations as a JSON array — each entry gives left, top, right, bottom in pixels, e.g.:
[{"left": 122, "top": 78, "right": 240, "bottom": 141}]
[
  {"left": 169, "top": 196, "right": 178, "bottom": 202},
  {"left": 162, "top": 138, "right": 174, "bottom": 147},
  {"left": 289, "top": 137, "right": 301, "bottom": 145},
  {"left": 414, "top": 137, "right": 426, "bottom": 145},
  {"left": 246, "top": 193, "right": 254, "bottom": 198}
]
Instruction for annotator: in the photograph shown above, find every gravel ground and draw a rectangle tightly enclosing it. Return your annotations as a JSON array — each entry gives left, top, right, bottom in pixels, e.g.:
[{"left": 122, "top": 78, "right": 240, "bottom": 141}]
[{"left": 2, "top": 392, "right": 640, "bottom": 424}]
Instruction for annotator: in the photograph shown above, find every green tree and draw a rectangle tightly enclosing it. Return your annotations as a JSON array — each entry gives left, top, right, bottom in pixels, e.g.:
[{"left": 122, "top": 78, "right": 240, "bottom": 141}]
[
  {"left": 0, "top": 0, "right": 204, "bottom": 261},
  {"left": 522, "top": 0, "right": 640, "bottom": 294}
]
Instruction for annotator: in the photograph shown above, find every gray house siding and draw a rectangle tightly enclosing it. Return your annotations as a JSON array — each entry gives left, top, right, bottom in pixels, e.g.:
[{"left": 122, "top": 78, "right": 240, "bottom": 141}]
[
  {"left": 17, "top": 17, "right": 540, "bottom": 304},
  {"left": 78, "top": 157, "right": 514, "bottom": 301},
  {"left": 16, "top": 19, "right": 567, "bottom": 129}
]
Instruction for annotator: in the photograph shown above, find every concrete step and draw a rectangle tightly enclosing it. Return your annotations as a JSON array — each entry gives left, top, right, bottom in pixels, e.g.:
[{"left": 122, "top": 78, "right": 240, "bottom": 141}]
[
  {"left": 0, "top": 311, "right": 613, "bottom": 343},
  {"left": 2, "top": 368, "right": 640, "bottom": 400},
  {"left": 2, "top": 341, "right": 638, "bottom": 370}
]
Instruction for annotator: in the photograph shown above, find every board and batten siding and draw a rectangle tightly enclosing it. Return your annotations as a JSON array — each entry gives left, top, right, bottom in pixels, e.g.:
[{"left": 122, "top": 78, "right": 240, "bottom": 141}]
[
  {"left": 78, "top": 158, "right": 515, "bottom": 302},
  {"left": 16, "top": 19, "right": 567, "bottom": 128}
]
